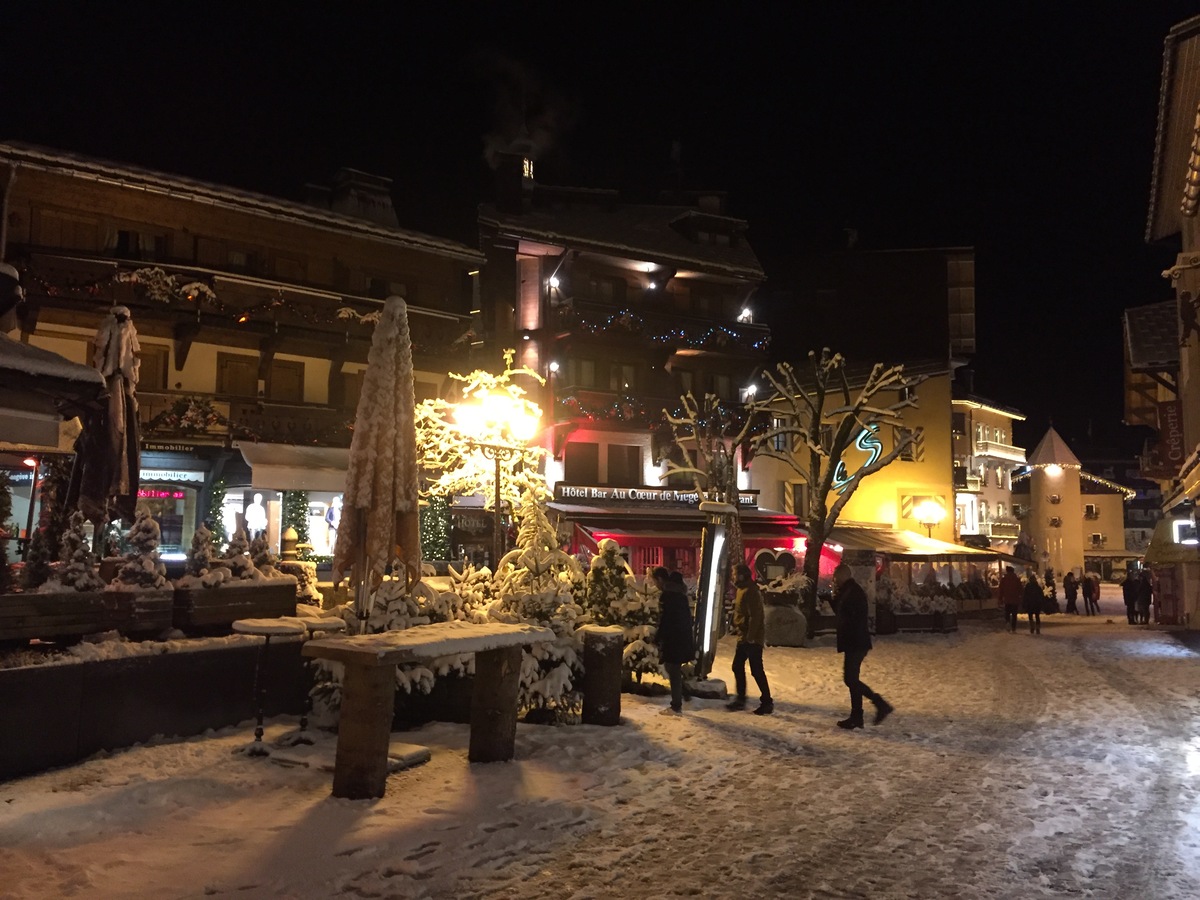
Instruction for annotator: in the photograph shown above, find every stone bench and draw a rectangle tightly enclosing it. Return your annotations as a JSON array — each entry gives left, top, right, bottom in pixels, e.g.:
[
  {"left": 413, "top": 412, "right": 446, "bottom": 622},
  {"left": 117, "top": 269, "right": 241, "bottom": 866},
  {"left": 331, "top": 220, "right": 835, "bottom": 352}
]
[{"left": 303, "top": 620, "right": 554, "bottom": 799}]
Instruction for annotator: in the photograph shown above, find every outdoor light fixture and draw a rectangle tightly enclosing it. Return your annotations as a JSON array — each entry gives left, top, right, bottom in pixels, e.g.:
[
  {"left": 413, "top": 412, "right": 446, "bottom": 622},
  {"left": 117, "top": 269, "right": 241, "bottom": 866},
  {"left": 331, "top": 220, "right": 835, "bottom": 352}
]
[
  {"left": 454, "top": 390, "right": 541, "bottom": 567},
  {"left": 647, "top": 281, "right": 657, "bottom": 290},
  {"left": 22, "top": 456, "right": 36, "bottom": 468},
  {"left": 548, "top": 360, "right": 560, "bottom": 373},
  {"left": 548, "top": 276, "right": 560, "bottom": 289},
  {"left": 695, "top": 500, "right": 735, "bottom": 680},
  {"left": 737, "top": 307, "right": 752, "bottom": 322},
  {"left": 21, "top": 455, "right": 40, "bottom": 562},
  {"left": 1044, "top": 464, "right": 1062, "bottom": 477},
  {"left": 1172, "top": 519, "right": 1199, "bottom": 546},
  {"left": 914, "top": 498, "right": 945, "bottom": 538}
]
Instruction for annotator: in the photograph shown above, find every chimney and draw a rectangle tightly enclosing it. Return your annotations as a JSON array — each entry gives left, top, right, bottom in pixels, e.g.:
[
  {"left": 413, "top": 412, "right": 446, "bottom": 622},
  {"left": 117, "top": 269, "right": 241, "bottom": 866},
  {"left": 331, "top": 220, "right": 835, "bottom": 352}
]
[
  {"left": 495, "top": 134, "right": 537, "bottom": 214},
  {"left": 326, "top": 169, "right": 400, "bottom": 227}
]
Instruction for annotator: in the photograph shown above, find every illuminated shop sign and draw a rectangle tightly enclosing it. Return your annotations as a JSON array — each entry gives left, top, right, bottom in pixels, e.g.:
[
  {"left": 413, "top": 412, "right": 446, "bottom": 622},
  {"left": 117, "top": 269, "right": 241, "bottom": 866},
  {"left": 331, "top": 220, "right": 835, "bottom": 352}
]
[
  {"left": 554, "top": 484, "right": 757, "bottom": 508},
  {"left": 138, "top": 489, "right": 187, "bottom": 500},
  {"left": 140, "top": 469, "right": 206, "bottom": 483}
]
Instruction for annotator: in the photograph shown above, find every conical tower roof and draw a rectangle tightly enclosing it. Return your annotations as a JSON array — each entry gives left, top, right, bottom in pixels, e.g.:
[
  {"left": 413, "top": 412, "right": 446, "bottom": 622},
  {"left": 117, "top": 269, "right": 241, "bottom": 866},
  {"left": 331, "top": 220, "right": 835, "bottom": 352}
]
[{"left": 1026, "top": 426, "right": 1081, "bottom": 468}]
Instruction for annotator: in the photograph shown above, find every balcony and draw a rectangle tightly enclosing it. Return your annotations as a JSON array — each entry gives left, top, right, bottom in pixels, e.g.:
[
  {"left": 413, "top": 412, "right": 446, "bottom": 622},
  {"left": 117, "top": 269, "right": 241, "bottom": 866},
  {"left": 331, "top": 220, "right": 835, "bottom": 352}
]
[
  {"left": 138, "top": 391, "right": 353, "bottom": 447},
  {"left": 974, "top": 440, "right": 1026, "bottom": 464},
  {"left": 555, "top": 296, "right": 771, "bottom": 355},
  {"left": 983, "top": 521, "right": 1021, "bottom": 539}
]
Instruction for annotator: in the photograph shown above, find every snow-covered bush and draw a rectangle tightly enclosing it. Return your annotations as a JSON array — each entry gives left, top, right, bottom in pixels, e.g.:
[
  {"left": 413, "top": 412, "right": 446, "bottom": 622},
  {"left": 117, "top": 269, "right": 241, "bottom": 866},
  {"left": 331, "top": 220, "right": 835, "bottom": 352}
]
[
  {"left": 580, "top": 538, "right": 661, "bottom": 680},
  {"left": 184, "top": 523, "right": 215, "bottom": 577},
  {"left": 221, "top": 529, "right": 263, "bottom": 581},
  {"left": 110, "top": 508, "right": 168, "bottom": 590},
  {"left": 487, "top": 479, "right": 584, "bottom": 721},
  {"left": 249, "top": 532, "right": 280, "bottom": 575},
  {"left": 41, "top": 510, "right": 104, "bottom": 592}
]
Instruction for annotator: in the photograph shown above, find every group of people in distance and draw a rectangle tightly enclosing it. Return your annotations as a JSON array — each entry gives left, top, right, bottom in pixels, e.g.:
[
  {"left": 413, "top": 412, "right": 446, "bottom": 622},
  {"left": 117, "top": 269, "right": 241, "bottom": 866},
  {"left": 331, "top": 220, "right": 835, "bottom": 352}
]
[
  {"left": 651, "top": 561, "right": 892, "bottom": 729},
  {"left": 1122, "top": 569, "right": 1155, "bottom": 625},
  {"left": 998, "top": 563, "right": 1157, "bottom": 633}
]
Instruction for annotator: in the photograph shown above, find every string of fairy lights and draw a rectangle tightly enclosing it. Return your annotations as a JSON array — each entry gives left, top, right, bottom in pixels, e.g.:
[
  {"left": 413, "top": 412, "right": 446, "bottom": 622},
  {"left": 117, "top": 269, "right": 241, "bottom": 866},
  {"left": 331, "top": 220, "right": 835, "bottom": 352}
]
[{"left": 562, "top": 306, "right": 770, "bottom": 353}]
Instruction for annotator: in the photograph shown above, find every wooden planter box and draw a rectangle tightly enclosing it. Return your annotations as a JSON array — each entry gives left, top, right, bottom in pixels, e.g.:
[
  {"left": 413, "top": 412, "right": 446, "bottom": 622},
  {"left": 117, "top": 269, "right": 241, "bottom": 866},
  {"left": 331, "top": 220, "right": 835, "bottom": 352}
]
[
  {"left": 173, "top": 578, "right": 298, "bottom": 632},
  {"left": 810, "top": 614, "right": 838, "bottom": 636},
  {"left": 0, "top": 587, "right": 173, "bottom": 644},
  {"left": 895, "top": 612, "right": 958, "bottom": 633}
]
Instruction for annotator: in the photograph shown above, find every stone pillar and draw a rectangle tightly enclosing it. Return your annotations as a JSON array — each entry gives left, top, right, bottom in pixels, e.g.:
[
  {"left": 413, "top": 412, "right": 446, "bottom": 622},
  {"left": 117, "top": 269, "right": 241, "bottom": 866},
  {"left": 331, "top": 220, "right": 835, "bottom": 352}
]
[
  {"left": 580, "top": 625, "right": 624, "bottom": 726},
  {"left": 469, "top": 644, "right": 523, "bottom": 762}
]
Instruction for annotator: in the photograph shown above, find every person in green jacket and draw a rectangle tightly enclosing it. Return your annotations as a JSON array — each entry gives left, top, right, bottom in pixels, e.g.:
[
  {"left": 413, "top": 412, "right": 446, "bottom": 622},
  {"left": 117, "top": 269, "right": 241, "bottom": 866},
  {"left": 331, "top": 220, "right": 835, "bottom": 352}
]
[{"left": 726, "top": 563, "right": 774, "bottom": 715}]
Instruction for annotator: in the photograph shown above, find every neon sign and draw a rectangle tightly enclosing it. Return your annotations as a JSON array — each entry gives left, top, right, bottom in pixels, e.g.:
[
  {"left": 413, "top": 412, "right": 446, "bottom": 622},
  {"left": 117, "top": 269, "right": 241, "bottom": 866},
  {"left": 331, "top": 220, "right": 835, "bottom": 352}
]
[
  {"left": 138, "top": 489, "right": 186, "bottom": 500},
  {"left": 832, "top": 424, "right": 883, "bottom": 494}
]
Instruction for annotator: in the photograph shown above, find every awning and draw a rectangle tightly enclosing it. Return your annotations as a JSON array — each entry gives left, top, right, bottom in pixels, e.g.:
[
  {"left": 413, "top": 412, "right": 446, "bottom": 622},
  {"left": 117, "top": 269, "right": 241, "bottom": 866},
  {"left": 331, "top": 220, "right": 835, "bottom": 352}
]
[
  {"left": 550, "top": 501, "right": 802, "bottom": 546},
  {"left": 827, "top": 522, "right": 1005, "bottom": 561},
  {"left": 1144, "top": 519, "right": 1200, "bottom": 566},
  {"left": 237, "top": 441, "right": 349, "bottom": 492}
]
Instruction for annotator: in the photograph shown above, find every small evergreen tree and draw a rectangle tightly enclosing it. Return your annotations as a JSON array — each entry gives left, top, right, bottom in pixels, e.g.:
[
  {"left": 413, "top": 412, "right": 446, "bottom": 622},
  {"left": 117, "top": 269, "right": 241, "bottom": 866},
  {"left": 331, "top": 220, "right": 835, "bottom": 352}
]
[
  {"left": 0, "top": 472, "right": 13, "bottom": 594},
  {"left": 281, "top": 490, "right": 309, "bottom": 558},
  {"left": 51, "top": 510, "right": 105, "bottom": 592},
  {"left": 249, "top": 532, "right": 280, "bottom": 572},
  {"left": 419, "top": 494, "right": 451, "bottom": 561},
  {"left": 581, "top": 538, "right": 662, "bottom": 681},
  {"left": 488, "top": 477, "right": 585, "bottom": 721},
  {"left": 207, "top": 479, "right": 228, "bottom": 547},
  {"left": 22, "top": 456, "right": 73, "bottom": 590},
  {"left": 113, "top": 508, "right": 168, "bottom": 589},
  {"left": 223, "top": 528, "right": 257, "bottom": 580},
  {"left": 185, "top": 523, "right": 215, "bottom": 577}
]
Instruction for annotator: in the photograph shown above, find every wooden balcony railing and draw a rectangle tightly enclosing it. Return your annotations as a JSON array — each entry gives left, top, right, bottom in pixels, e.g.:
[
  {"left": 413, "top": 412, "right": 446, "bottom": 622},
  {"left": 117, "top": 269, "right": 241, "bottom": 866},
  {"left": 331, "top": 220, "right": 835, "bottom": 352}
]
[{"left": 138, "top": 391, "right": 353, "bottom": 446}]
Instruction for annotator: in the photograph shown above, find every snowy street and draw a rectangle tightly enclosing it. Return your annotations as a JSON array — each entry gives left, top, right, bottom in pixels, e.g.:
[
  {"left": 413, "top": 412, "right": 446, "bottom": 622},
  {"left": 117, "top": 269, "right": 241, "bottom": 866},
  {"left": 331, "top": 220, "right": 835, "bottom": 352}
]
[{"left": 3, "top": 585, "right": 1200, "bottom": 899}]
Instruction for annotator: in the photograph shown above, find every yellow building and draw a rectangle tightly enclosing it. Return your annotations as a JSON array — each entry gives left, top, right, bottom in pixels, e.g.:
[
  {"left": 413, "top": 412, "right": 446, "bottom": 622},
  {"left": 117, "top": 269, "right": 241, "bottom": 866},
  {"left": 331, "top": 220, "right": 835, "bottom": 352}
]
[
  {"left": 1011, "top": 427, "right": 1135, "bottom": 579},
  {"left": 747, "top": 360, "right": 956, "bottom": 542}
]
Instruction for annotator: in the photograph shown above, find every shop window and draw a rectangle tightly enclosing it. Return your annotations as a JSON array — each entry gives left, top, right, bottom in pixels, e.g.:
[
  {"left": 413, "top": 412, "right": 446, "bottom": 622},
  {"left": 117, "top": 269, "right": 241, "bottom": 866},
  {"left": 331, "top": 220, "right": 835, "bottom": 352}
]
[
  {"left": 607, "top": 445, "right": 641, "bottom": 486},
  {"left": 564, "top": 441, "right": 599, "bottom": 483}
]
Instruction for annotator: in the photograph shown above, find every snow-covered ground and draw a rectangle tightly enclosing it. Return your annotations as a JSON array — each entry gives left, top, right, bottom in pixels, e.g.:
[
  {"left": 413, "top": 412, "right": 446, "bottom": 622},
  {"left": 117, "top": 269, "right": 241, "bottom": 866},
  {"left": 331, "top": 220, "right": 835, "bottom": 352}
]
[{"left": 3, "top": 584, "right": 1200, "bottom": 899}]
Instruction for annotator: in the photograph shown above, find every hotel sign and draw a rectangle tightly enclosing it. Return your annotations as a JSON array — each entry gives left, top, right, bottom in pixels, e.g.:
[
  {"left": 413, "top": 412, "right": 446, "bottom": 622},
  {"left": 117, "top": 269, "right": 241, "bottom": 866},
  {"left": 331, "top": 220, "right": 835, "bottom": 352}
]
[{"left": 554, "top": 483, "right": 757, "bottom": 508}]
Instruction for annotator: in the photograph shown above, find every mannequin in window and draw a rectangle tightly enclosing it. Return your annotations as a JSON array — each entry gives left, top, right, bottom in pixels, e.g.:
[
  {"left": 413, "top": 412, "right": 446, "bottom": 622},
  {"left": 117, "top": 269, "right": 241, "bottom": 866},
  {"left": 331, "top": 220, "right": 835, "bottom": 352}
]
[
  {"left": 245, "top": 492, "right": 268, "bottom": 538},
  {"left": 325, "top": 495, "right": 342, "bottom": 543}
]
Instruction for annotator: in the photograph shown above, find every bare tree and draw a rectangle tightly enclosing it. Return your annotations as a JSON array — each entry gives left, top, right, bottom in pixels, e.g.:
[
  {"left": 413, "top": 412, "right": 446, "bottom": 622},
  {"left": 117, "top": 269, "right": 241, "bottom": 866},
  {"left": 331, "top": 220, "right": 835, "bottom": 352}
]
[
  {"left": 661, "top": 392, "right": 757, "bottom": 568},
  {"left": 746, "top": 349, "right": 922, "bottom": 616}
]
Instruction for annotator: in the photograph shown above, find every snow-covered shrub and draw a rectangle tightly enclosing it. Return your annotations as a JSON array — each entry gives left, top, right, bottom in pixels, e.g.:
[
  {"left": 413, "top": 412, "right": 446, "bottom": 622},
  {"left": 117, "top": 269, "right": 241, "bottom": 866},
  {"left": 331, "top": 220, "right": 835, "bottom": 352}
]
[
  {"left": 488, "top": 478, "right": 584, "bottom": 721},
  {"left": 110, "top": 508, "right": 168, "bottom": 590},
  {"left": 221, "top": 529, "right": 263, "bottom": 581},
  {"left": 447, "top": 561, "right": 496, "bottom": 624},
  {"left": 249, "top": 532, "right": 280, "bottom": 575},
  {"left": 184, "top": 523, "right": 215, "bottom": 577},
  {"left": 41, "top": 510, "right": 104, "bottom": 592}
]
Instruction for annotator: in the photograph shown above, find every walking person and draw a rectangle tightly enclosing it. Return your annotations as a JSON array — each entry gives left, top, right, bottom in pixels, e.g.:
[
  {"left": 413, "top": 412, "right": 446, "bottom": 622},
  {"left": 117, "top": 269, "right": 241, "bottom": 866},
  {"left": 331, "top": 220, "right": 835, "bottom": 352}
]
[
  {"left": 653, "top": 568, "right": 694, "bottom": 715},
  {"left": 1081, "top": 572, "right": 1098, "bottom": 616},
  {"left": 1136, "top": 569, "right": 1153, "bottom": 625},
  {"left": 726, "top": 563, "right": 773, "bottom": 715},
  {"left": 1022, "top": 567, "right": 1043, "bottom": 634},
  {"left": 1122, "top": 573, "right": 1138, "bottom": 625},
  {"left": 998, "top": 565, "right": 1022, "bottom": 633},
  {"left": 1063, "top": 570, "right": 1079, "bottom": 615},
  {"left": 832, "top": 563, "right": 893, "bottom": 729}
]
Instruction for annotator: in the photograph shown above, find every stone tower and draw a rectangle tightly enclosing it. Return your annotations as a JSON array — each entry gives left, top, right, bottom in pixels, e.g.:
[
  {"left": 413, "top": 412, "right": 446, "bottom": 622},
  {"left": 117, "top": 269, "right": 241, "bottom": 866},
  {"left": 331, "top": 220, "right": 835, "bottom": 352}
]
[{"left": 1026, "top": 427, "right": 1084, "bottom": 577}]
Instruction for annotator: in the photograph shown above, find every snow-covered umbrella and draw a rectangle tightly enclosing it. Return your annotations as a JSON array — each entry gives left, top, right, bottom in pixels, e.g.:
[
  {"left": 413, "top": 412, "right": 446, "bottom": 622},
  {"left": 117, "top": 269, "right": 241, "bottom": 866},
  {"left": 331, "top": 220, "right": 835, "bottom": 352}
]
[
  {"left": 67, "top": 305, "right": 142, "bottom": 533},
  {"left": 333, "top": 296, "right": 421, "bottom": 631}
]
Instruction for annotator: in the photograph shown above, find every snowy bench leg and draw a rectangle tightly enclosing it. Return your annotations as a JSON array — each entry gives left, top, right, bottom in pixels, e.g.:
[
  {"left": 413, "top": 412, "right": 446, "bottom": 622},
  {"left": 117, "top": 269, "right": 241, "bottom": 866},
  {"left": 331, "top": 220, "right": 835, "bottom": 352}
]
[
  {"left": 468, "top": 645, "right": 522, "bottom": 763},
  {"left": 332, "top": 661, "right": 396, "bottom": 799}
]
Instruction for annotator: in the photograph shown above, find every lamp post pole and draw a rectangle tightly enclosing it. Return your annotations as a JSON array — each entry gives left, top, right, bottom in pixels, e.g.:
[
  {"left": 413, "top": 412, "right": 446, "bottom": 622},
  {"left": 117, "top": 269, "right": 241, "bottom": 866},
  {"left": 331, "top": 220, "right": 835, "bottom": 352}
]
[
  {"left": 22, "top": 456, "right": 40, "bottom": 562},
  {"left": 474, "top": 442, "right": 519, "bottom": 570}
]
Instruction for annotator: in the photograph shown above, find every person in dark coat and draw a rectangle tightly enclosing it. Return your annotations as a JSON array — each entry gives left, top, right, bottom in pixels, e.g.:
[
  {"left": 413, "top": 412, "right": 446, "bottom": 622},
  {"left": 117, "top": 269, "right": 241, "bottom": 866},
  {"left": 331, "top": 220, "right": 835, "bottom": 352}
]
[
  {"left": 998, "top": 565, "right": 1022, "bottom": 633},
  {"left": 832, "top": 562, "right": 893, "bottom": 729},
  {"left": 1122, "top": 574, "right": 1138, "bottom": 625},
  {"left": 1136, "top": 570, "right": 1153, "bottom": 625},
  {"left": 726, "top": 563, "right": 773, "bottom": 715},
  {"left": 1081, "top": 572, "right": 1098, "bottom": 616},
  {"left": 1063, "top": 571, "right": 1079, "bottom": 614},
  {"left": 1021, "top": 567, "right": 1043, "bottom": 634},
  {"left": 653, "top": 567, "right": 694, "bottom": 714}
]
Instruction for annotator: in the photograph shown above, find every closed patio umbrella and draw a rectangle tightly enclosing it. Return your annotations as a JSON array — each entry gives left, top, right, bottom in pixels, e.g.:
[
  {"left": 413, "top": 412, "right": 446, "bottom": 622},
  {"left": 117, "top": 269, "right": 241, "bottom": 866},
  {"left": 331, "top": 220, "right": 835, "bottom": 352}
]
[
  {"left": 68, "top": 305, "right": 141, "bottom": 534},
  {"left": 333, "top": 296, "right": 421, "bottom": 632}
]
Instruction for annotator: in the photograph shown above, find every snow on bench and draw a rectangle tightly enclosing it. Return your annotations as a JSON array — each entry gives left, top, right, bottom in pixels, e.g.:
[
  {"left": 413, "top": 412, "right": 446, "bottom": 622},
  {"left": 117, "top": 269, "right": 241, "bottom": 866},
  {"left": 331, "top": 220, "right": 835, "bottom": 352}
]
[{"left": 302, "top": 621, "right": 555, "bottom": 800}]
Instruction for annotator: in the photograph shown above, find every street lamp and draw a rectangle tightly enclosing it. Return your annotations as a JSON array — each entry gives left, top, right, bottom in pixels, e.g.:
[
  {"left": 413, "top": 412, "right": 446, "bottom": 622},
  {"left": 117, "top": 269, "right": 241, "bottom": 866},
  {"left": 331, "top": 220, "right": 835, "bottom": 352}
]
[
  {"left": 21, "top": 455, "right": 40, "bottom": 562},
  {"left": 915, "top": 498, "right": 945, "bottom": 539},
  {"left": 454, "top": 390, "right": 541, "bottom": 570}
]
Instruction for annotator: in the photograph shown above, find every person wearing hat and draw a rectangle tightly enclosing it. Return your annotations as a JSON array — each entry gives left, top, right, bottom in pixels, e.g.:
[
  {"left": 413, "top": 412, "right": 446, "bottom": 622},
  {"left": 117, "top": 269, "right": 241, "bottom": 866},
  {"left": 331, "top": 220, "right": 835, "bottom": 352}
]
[{"left": 653, "top": 567, "right": 694, "bottom": 715}]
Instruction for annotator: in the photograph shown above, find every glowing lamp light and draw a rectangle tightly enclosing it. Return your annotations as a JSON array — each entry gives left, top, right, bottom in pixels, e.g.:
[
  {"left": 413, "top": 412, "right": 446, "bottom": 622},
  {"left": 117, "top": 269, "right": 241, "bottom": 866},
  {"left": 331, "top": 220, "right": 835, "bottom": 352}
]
[
  {"left": 548, "top": 361, "right": 560, "bottom": 373},
  {"left": 745, "top": 383, "right": 757, "bottom": 398},
  {"left": 914, "top": 499, "right": 946, "bottom": 538},
  {"left": 23, "top": 456, "right": 37, "bottom": 468},
  {"left": 647, "top": 281, "right": 657, "bottom": 291},
  {"left": 737, "top": 307, "right": 752, "bottom": 323},
  {"left": 237, "top": 313, "right": 249, "bottom": 324},
  {"left": 1044, "top": 464, "right": 1062, "bottom": 477},
  {"left": 548, "top": 276, "right": 560, "bottom": 289}
]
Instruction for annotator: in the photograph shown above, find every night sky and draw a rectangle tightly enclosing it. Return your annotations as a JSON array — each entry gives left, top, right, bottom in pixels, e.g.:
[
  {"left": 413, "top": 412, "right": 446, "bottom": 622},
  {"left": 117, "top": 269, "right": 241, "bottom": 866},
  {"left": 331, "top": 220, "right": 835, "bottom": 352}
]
[{"left": 6, "top": 5, "right": 1200, "bottom": 453}]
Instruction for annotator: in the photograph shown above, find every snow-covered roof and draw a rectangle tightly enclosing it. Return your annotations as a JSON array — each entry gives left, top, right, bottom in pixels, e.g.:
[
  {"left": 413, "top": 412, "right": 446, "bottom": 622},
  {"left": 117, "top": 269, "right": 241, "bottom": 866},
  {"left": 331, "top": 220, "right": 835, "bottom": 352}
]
[
  {"left": 479, "top": 200, "right": 764, "bottom": 280},
  {"left": 1026, "top": 427, "right": 1081, "bottom": 468},
  {"left": 0, "top": 334, "right": 103, "bottom": 387},
  {"left": 1124, "top": 300, "right": 1179, "bottom": 371},
  {"left": 0, "top": 142, "right": 484, "bottom": 266}
]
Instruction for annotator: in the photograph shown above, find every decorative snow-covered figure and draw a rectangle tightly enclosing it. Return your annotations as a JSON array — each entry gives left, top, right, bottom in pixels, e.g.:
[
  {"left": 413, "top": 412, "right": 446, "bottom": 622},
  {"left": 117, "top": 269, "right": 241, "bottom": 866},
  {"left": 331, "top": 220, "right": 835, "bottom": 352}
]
[
  {"left": 488, "top": 477, "right": 585, "bottom": 720},
  {"left": 111, "top": 507, "right": 167, "bottom": 589},
  {"left": 42, "top": 510, "right": 104, "bottom": 592},
  {"left": 184, "top": 523, "right": 215, "bottom": 578}
]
